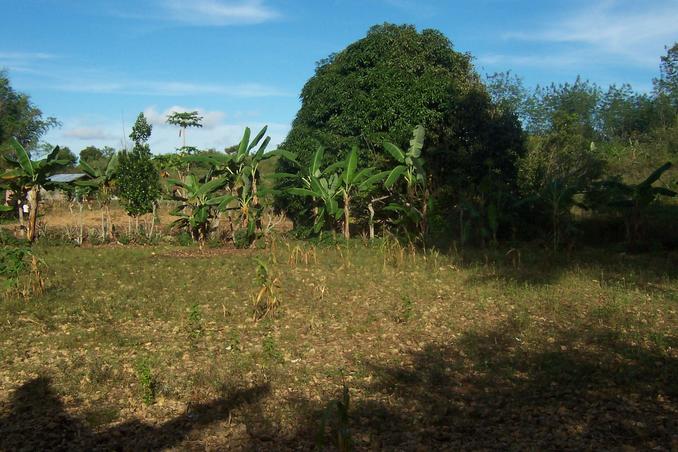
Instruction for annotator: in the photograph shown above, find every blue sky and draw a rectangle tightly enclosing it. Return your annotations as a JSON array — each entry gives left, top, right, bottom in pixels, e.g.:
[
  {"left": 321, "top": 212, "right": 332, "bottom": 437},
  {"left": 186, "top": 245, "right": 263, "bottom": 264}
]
[{"left": 2, "top": 0, "right": 677, "bottom": 154}]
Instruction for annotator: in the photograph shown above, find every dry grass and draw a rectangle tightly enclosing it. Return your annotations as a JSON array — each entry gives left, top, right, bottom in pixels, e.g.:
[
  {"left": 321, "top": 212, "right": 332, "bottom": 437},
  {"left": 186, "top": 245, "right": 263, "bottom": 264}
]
[
  {"left": 0, "top": 200, "right": 292, "bottom": 243},
  {"left": 0, "top": 239, "right": 676, "bottom": 449}
]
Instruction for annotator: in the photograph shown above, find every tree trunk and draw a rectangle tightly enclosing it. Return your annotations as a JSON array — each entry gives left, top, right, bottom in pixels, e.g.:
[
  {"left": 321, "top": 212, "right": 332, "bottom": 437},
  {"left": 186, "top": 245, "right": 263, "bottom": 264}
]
[
  {"left": 252, "top": 176, "right": 259, "bottom": 207},
  {"left": 459, "top": 207, "right": 464, "bottom": 247},
  {"left": 26, "top": 186, "right": 39, "bottom": 242},
  {"left": 420, "top": 184, "right": 430, "bottom": 237},
  {"left": 17, "top": 201, "right": 25, "bottom": 238},
  {"left": 106, "top": 204, "right": 114, "bottom": 240},
  {"left": 343, "top": 192, "right": 351, "bottom": 239},
  {"left": 148, "top": 203, "right": 156, "bottom": 239},
  {"left": 252, "top": 176, "right": 262, "bottom": 232},
  {"left": 552, "top": 205, "right": 558, "bottom": 252},
  {"left": 78, "top": 201, "right": 84, "bottom": 245},
  {"left": 367, "top": 196, "right": 388, "bottom": 240},
  {"left": 101, "top": 208, "right": 106, "bottom": 242}
]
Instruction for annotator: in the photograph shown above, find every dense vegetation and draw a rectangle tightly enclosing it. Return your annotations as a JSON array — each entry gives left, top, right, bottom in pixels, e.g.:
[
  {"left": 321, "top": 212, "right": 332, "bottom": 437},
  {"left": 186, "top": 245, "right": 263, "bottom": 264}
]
[
  {"left": 275, "top": 24, "right": 677, "bottom": 248},
  {"left": 2, "top": 26, "right": 675, "bottom": 252},
  {"left": 274, "top": 24, "right": 525, "bottom": 238}
]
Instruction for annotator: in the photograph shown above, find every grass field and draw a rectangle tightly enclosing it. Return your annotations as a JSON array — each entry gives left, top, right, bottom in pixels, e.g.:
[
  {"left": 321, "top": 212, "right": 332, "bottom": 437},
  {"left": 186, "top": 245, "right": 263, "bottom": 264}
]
[{"left": 0, "top": 237, "right": 676, "bottom": 450}]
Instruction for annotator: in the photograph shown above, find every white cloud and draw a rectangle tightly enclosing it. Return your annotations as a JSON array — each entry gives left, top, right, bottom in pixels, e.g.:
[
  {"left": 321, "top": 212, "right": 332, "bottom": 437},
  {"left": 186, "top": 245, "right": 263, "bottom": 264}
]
[
  {"left": 0, "top": 52, "right": 57, "bottom": 61},
  {"left": 0, "top": 51, "right": 60, "bottom": 74},
  {"left": 150, "top": 121, "right": 290, "bottom": 152},
  {"left": 160, "top": 0, "right": 280, "bottom": 26},
  {"left": 62, "top": 127, "right": 118, "bottom": 141},
  {"left": 476, "top": 53, "right": 582, "bottom": 69},
  {"left": 143, "top": 105, "right": 226, "bottom": 129},
  {"left": 2, "top": 55, "right": 287, "bottom": 98},
  {"left": 45, "top": 108, "right": 290, "bottom": 154},
  {"left": 54, "top": 79, "right": 288, "bottom": 97},
  {"left": 503, "top": 0, "right": 678, "bottom": 67}
]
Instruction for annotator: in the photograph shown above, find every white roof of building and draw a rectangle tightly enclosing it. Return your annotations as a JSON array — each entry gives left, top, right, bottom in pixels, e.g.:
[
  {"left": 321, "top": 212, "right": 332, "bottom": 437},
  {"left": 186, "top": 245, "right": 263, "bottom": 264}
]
[{"left": 48, "top": 173, "right": 87, "bottom": 183}]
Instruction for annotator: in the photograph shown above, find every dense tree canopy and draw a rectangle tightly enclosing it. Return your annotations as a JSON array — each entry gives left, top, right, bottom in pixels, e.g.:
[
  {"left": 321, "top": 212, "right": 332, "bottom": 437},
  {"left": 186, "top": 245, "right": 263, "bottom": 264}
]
[
  {"left": 0, "top": 70, "right": 59, "bottom": 154},
  {"left": 79, "top": 145, "right": 116, "bottom": 172},
  {"left": 275, "top": 23, "right": 525, "bottom": 227}
]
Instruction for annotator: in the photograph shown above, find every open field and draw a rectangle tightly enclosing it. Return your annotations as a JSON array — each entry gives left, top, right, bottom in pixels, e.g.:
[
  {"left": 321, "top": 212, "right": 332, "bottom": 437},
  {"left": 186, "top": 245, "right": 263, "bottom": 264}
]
[
  {"left": 0, "top": 200, "right": 291, "bottom": 245},
  {"left": 1, "top": 240, "right": 676, "bottom": 450},
  {"left": 2, "top": 6, "right": 678, "bottom": 451}
]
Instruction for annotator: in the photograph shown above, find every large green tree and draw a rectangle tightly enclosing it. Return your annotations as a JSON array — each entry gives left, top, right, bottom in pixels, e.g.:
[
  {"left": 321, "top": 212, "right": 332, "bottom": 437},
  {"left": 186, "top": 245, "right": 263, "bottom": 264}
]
[
  {"left": 275, "top": 23, "right": 523, "bottom": 231},
  {"left": 0, "top": 70, "right": 59, "bottom": 154},
  {"left": 79, "top": 145, "right": 115, "bottom": 168}
]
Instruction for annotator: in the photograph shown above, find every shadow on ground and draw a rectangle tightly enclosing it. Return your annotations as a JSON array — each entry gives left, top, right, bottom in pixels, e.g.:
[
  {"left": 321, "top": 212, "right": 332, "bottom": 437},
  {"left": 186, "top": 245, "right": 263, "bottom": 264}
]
[
  {"left": 1, "top": 319, "right": 676, "bottom": 450},
  {"left": 457, "top": 245, "right": 678, "bottom": 288},
  {"left": 288, "top": 318, "right": 678, "bottom": 450},
  {"left": 0, "top": 379, "right": 269, "bottom": 450}
]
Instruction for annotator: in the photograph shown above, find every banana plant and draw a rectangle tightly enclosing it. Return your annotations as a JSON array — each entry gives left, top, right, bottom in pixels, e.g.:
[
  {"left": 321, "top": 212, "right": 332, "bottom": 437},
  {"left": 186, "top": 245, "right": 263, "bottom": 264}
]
[
  {"left": 167, "top": 174, "right": 234, "bottom": 244},
  {"left": 0, "top": 138, "right": 70, "bottom": 241},
  {"left": 231, "top": 126, "right": 272, "bottom": 227},
  {"left": 289, "top": 145, "right": 387, "bottom": 238},
  {"left": 232, "top": 127, "right": 296, "bottom": 243},
  {"left": 186, "top": 126, "right": 293, "bottom": 236},
  {"left": 288, "top": 146, "right": 343, "bottom": 234},
  {"left": 587, "top": 162, "right": 676, "bottom": 244},
  {"left": 337, "top": 146, "right": 388, "bottom": 239},
  {"left": 383, "top": 125, "right": 427, "bottom": 194},
  {"left": 75, "top": 154, "right": 119, "bottom": 240},
  {"left": 382, "top": 125, "right": 429, "bottom": 235}
]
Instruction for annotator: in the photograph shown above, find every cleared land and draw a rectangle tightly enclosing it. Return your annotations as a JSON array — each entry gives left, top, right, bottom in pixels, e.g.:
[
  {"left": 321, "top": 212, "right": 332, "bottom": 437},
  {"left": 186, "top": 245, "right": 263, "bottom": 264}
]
[{"left": 0, "top": 239, "right": 676, "bottom": 450}]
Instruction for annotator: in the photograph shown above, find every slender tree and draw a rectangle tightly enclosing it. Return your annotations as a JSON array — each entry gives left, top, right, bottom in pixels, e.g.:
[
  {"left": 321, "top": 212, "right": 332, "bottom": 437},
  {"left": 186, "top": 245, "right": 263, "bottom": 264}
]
[
  {"left": 166, "top": 111, "right": 203, "bottom": 152},
  {"left": 117, "top": 113, "right": 160, "bottom": 234}
]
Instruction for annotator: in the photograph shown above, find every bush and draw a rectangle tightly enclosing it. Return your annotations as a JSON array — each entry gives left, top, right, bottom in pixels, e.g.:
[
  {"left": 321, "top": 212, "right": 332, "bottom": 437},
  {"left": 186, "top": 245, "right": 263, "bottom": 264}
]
[
  {"left": 116, "top": 149, "right": 160, "bottom": 218},
  {"left": 176, "top": 231, "right": 193, "bottom": 247},
  {"left": 234, "top": 228, "right": 254, "bottom": 249}
]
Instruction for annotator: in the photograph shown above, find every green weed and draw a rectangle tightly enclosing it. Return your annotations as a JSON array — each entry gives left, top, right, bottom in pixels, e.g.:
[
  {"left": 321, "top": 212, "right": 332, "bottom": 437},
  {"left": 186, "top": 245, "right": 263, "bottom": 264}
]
[
  {"left": 187, "top": 303, "right": 203, "bottom": 340},
  {"left": 262, "top": 334, "right": 283, "bottom": 363},
  {"left": 134, "top": 358, "right": 157, "bottom": 405}
]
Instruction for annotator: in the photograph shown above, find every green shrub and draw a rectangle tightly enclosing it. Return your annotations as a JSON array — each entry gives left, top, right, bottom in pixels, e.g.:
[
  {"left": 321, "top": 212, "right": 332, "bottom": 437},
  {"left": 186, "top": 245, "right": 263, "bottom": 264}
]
[
  {"left": 262, "top": 334, "right": 283, "bottom": 363},
  {"left": 0, "top": 246, "right": 31, "bottom": 288},
  {"left": 234, "top": 228, "right": 254, "bottom": 249},
  {"left": 134, "top": 358, "right": 156, "bottom": 405},
  {"left": 176, "top": 231, "right": 193, "bottom": 247},
  {"left": 187, "top": 303, "right": 203, "bottom": 340}
]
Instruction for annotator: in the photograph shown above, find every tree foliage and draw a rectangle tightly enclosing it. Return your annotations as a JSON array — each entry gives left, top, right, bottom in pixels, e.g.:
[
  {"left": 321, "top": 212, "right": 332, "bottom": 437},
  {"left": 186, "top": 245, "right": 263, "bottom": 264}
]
[
  {"left": 654, "top": 42, "right": 678, "bottom": 110},
  {"left": 0, "top": 138, "right": 69, "bottom": 241},
  {"left": 166, "top": 111, "right": 203, "bottom": 151},
  {"left": 117, "top": 113, "right": 160, "bottom": 217},
  {"left": 275, "top": 23, "right": 524, "bottom": 230},
  {"left": 0, "top": 71, "right": 59, "bottom": 154}
]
